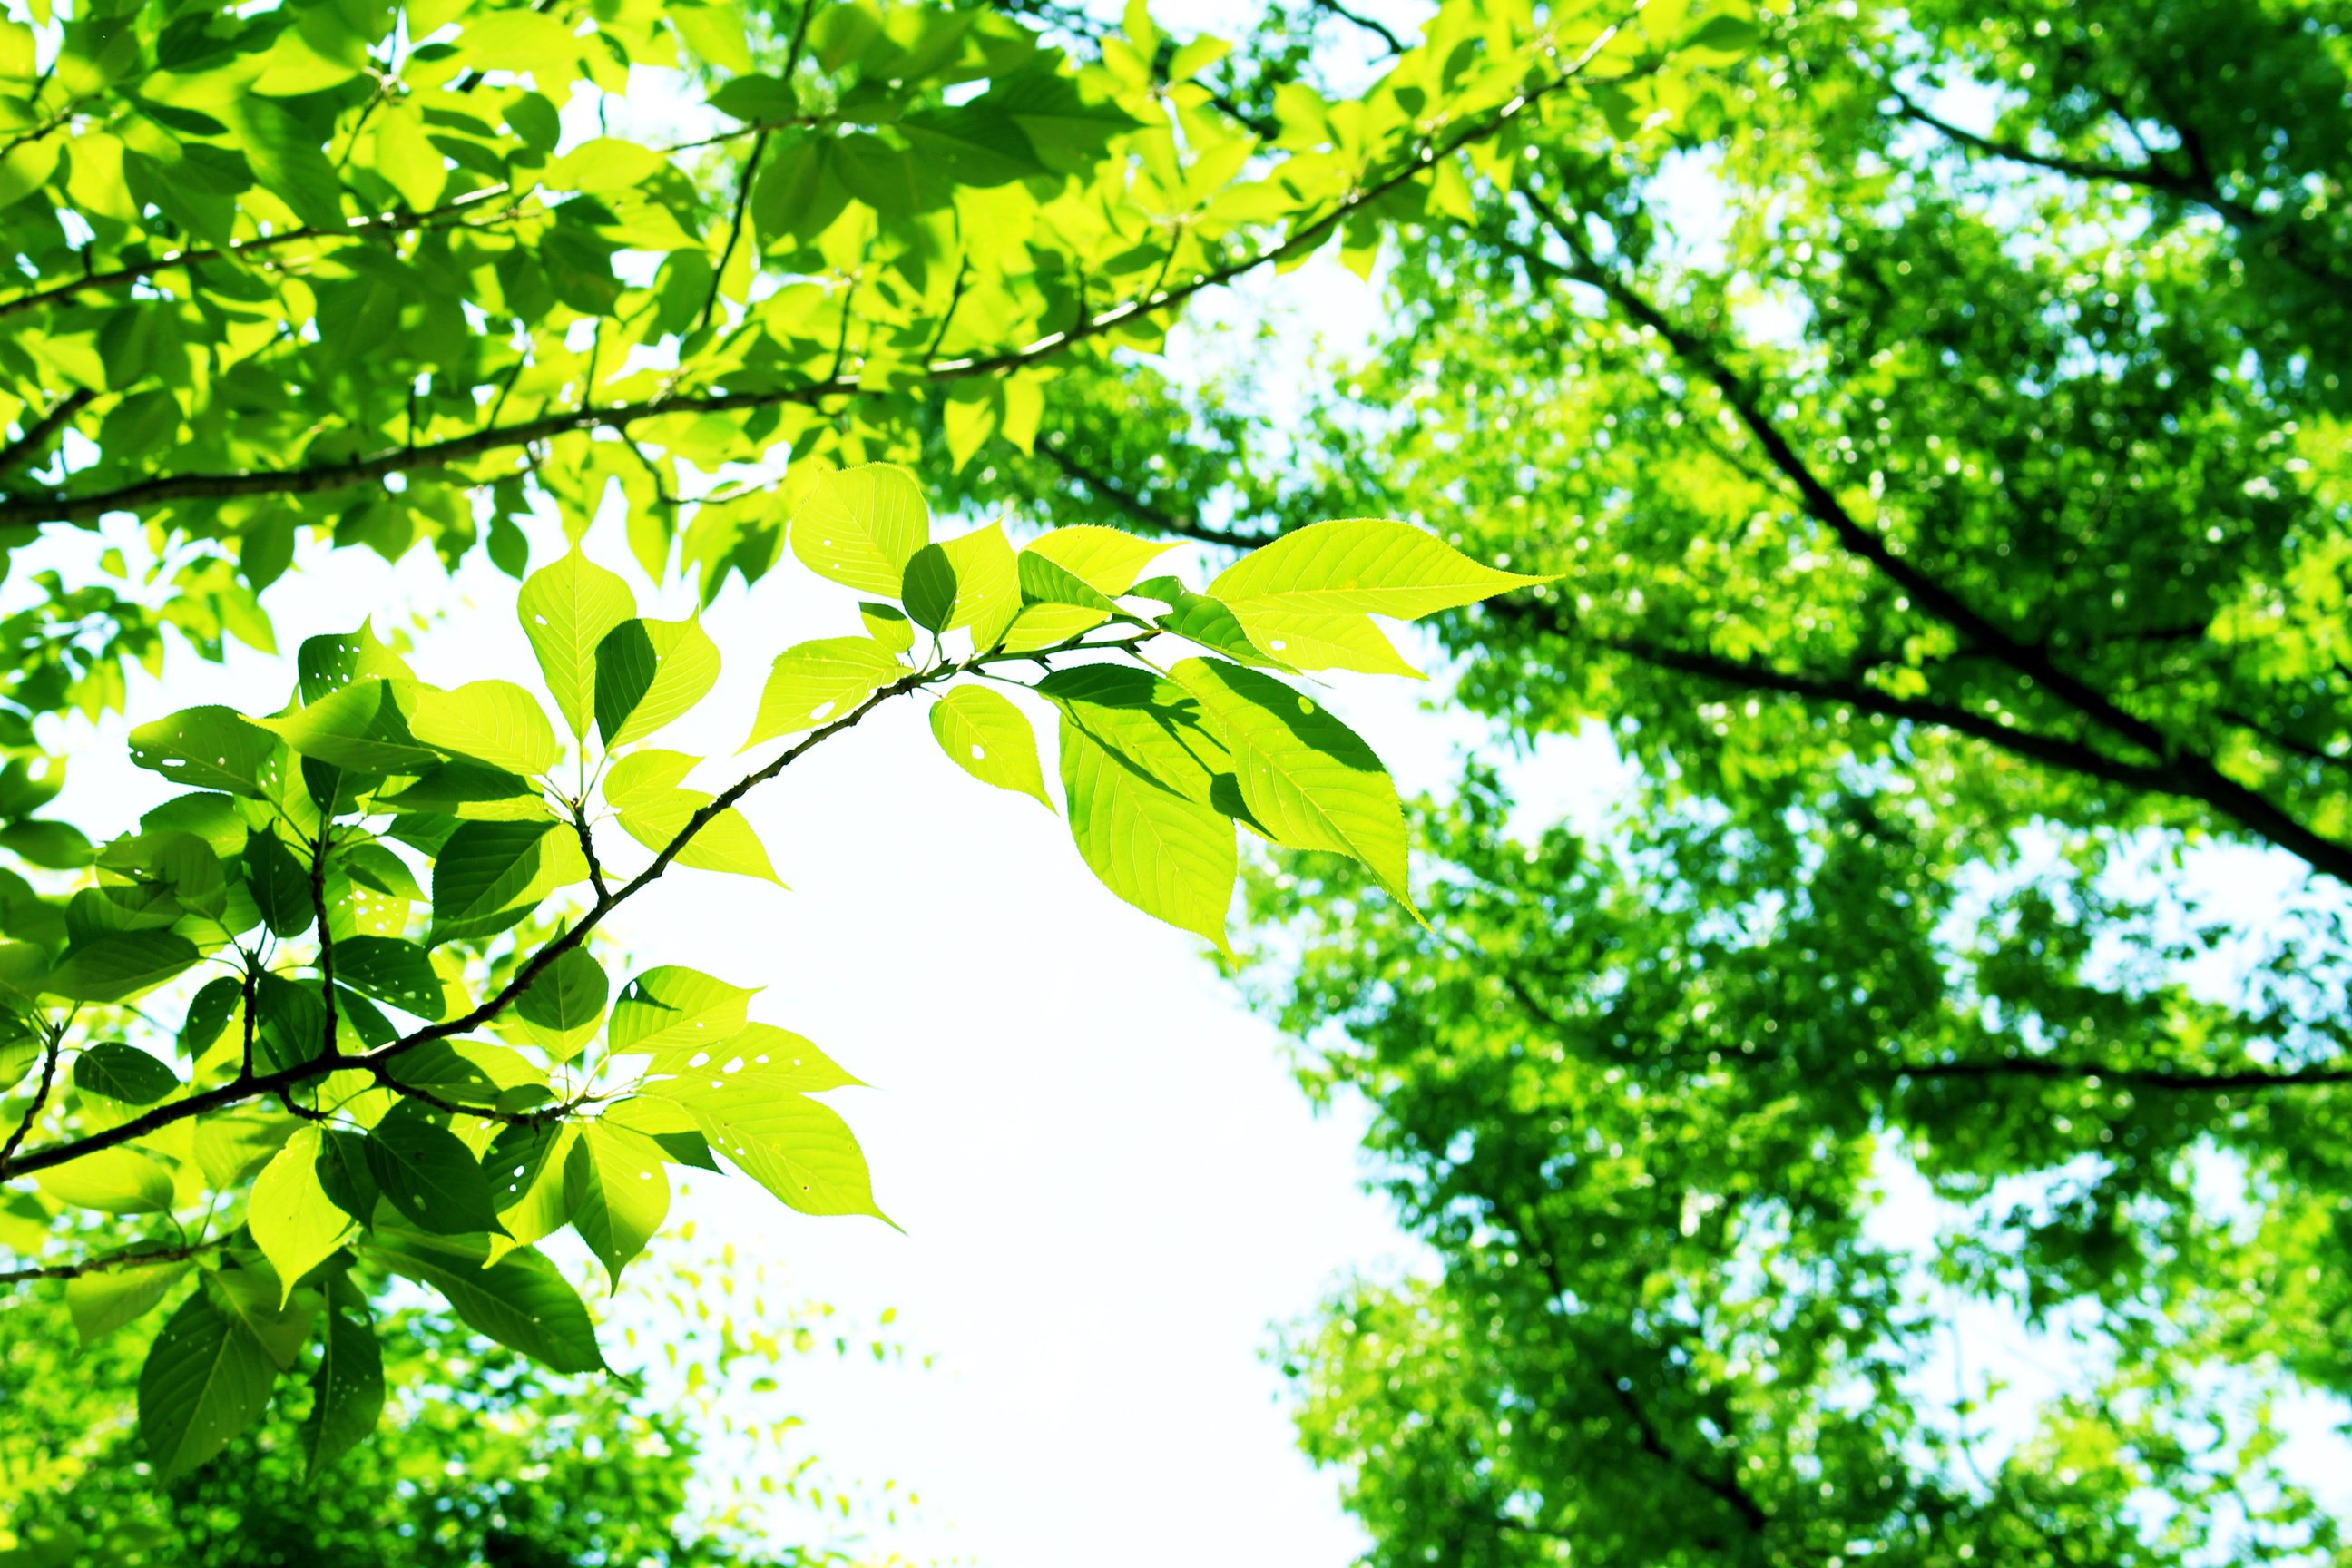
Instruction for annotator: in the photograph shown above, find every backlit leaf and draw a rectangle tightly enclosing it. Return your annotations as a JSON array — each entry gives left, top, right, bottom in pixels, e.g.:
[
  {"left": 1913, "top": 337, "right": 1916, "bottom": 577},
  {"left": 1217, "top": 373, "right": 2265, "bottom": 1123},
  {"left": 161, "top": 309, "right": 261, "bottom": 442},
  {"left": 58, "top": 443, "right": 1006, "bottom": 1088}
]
[
  {"left": 929, "top": 687, "right": 1052, "bottom": 808},
  {"left": 789, "top": 463, "right": 929, "bottom": 595},
  {"left": 249, "top": 1126, "right": 353, "bottom": 1304},
  {"left": 745, "top": 637, "right": 903, "bottom": 747},
  {"left": 410, "top": 681, "right": 561, "bottom": 777},
  {"left": 518, "top": 548, "right": 635, "bottom": 740},
  {"left": 564, "top": 1122, "right": 670, "bottom": 1289},
  {"left": 1026, "top": 525, "right": 1181, "bottom": 595},
  {"left": 1207, "top": 518, "right": 1553, "bottom": 619},
  {"left": 593, "top": 617, "right": 721, "bottom": 748},
  {"left": 609, "top": 966, "right": 758, "bottom": 1055},
  {"left": 128, "top": 708, "right": 278, "bottom": 797},
  {"left": 370, "top": 1230, "right": 605, "bottom": 1373},
  {"left": 1058, "top": 718, "right": 1236, "bottom": 949},
  {"left": 137, "top": 1285, "right": 278, "bottom": 1482}
]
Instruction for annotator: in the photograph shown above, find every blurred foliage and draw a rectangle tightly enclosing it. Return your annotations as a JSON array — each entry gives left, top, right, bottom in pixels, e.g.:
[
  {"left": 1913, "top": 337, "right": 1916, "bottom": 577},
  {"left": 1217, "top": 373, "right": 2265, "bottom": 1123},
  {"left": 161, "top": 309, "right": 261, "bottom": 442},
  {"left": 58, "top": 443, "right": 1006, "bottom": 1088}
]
[
  {"left": 0, "top": 1236, "right": 917, "bottom": 1565},
  {"left": 950, "top": 0, "right": 2352, "bottom": 1559}
]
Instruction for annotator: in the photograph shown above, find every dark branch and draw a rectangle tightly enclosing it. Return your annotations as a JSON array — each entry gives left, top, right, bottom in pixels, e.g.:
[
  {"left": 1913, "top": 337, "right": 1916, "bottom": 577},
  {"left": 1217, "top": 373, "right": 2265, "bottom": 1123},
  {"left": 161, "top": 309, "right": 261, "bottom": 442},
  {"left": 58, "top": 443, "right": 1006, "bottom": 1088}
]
[
  {"left": 1029, "top": 431, "right": 1279, "bottom": 549},
  {"left": 0, "top": 18, "right": 1646, "bottom": 528},
  {"left": 1509, "top": 193, "right": 2352, "bottom": 887},
  {"left": 0, "top": 389, "right": 93, "bottom": 475},
  {"left": 1877, "top": 1057, "right": 2352, "bottom": 1092}
]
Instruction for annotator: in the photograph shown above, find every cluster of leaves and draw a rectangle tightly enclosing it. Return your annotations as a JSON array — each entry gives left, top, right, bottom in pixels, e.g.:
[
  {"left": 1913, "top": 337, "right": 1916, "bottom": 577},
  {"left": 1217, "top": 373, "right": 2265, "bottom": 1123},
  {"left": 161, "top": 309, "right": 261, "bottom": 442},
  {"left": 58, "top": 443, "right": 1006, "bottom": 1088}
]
[
  {"left": 0, "top": 1238, "right": 913, "bottom": 1565},
  {"left": 0, "top": 461, "right": 1536, "bottom": 1475}
]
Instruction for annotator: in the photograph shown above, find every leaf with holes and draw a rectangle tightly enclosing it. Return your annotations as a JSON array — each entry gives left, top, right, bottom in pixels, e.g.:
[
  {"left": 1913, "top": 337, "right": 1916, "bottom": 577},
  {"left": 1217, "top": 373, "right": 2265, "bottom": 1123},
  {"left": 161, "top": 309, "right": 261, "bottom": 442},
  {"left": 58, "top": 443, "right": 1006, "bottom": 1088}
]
[
  {"left": 518, "top": 547, "right": 635, "bottom": 740},
  {"left": 745, "top": 637, "right": 903, "bottom": 747},
  {"left": 929, "top": 686, "right": 1051, "bottom": 808},
  {"left": 564, "top": 1121, "right": 670, "bottom": 1289},
  {"left": 608, "top": 965, "right": 758, "bottom": 1055},
  {"left": 789, "top": 463, "right": 929, "bottom": 595}
]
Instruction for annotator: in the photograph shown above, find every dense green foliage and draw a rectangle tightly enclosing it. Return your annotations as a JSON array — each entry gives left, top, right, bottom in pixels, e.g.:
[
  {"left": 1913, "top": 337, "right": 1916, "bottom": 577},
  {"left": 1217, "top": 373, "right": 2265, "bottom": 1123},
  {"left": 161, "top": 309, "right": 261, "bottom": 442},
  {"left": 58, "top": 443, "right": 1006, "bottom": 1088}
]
[
  {"left": 0, "top": 0, "right": 1693, "bottom": 1487},
  {"left": 1, "top": 1240, "right": 900, "bottom": 1565},
  {"left": 956, "top": 0, "right": 2352, "bottom": 1561}
]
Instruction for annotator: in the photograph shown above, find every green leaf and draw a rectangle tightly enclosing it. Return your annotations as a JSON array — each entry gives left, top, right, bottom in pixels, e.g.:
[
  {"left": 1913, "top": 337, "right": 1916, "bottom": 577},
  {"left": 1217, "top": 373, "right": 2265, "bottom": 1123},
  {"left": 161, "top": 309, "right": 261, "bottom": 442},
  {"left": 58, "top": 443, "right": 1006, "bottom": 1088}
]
[
  {"left": 483, "top": 1121, "right": 577, "bottom": 1248},
  {"left": 255, "top": 679, "right": 442, "bottom": 773},
  {"left": 379, "top": 760, "right": 549, "bottom": 820},
  {"left": 518, "top": 547, "right": 636, "bottom": 740},
  {"left": 427, "top": 819, "right": 555, "bottom": 945},
  {"left": 1025, "top": 525, "right": 1181, "bottom": 595},
  {"left": 409, "top": 680, "right": 561, "bottom": 777},
  {"left": 128, "top": 707, "right": 279, "bottom": 797},
  {"left": 789, "top": 463, "right": 929, "bottom": 595},
  {"left": 44, "top": 930, "right": 201, "bottom": 1004},
  {"left": 1216, "top": 606, "right": 1423, "bottom": 677},
  {"left": 903, "top": 523, "right": 1019, "bottom": 640},
  {"left": 1207, "top": 518, "right": 1552, "bottom": 627},
  {"left": 645, "top": 1020, "right": 866, "bottom": 1096},
  {"left": 333, "top": 936, "right": 446, "bottom": 1018},
  {"left": 382, "top": 1039, "right": 547, "bottom": 1112},
  {"left": 678, "top": 1083, "right": 887, "bottom": 1221},
  {"left": 242, "top": 825, "right": 316, "bottom": 938},
  {"left": 364, "top": 1104, "right": 502, "bottom": 1234},
  {"left": 296, "top": 622, "right": 414, "bottom": 703},
  {"left": 1057, "top": 717, "right": 1236, "bottom": 949},
  {"left": 744, "top": 637, "right": 904, "bottom": 747},
  {"left": 209, "top": 1264, "right": 318, "bottom": 1369},
  {"left": 1017, "top": 549, "right": 1119, "bottom": 611},
  {"left": 341, "top": 842, "right": 426, "bottom": 903},
  {"left": 564, "top": 1122, "right": 670, "bottom": 1290},
  {"left": 369, "top": 1230, "right": 606, "bottom": 1373},
  {"left": 137, "top": 1285, "right": 278, "bottom": 1482},
  {"left": 1172, "top": 658, "right": 1413, "bottom": 906},
  {"left": 249, "top": 1126, "right": 354, "bottom": 1304},
  {"left": 859, "top": 603, "right": 915, "bottom": 652},
  {"left": 65, "top": 1257, "right": 192, "bottom": 1346},
  {"left": 593, "top": 617, "right": 721, "bottom": 748},
  {"left": 929, "top": 687, "right": 1052, "bottom": 808},
  {"left": 302, "top": 1292, "right": 384, "bottom": 1479},
  {"left": 997, "top": 602, "right": 1111, "bottom": 652},
  {"left": 604, "top": 750, "right": 785, "bottom": 885},
  {"left": 512, "top": 946, "right": 609, "bottom": 1058},
  {"left": 1038, "top": 664, "right": 1242, "bottom": 810},
  {"left": 74, "top": 1043, "right": 181, "bottom": 1105},
  {"left": 181, "top": 976, "right": 244, "bottom": 1057},
  {"left": 608, "top": 965, "right": 758, "bottom": 1055}
]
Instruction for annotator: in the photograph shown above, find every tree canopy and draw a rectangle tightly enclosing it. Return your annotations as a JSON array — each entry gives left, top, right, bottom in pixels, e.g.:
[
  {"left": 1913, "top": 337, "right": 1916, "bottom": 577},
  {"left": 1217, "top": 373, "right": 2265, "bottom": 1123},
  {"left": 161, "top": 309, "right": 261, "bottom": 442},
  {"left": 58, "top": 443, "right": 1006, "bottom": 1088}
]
[{"left": 1017, "top": 0, "right": 2352, "bottom": 1559}]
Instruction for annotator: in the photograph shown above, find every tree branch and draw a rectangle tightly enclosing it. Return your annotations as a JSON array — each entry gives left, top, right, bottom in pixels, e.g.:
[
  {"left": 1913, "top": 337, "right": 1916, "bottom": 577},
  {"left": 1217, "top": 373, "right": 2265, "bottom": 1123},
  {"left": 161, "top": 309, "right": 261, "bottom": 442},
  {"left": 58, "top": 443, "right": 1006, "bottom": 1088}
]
[
  {"left": 1877, "top": 1057, "right": 2352, "bottom": 1092},
  {"left": 0, "top": 15, "right": 1646, "bottom": 529},
  {"left": 0, "top": 1026, "right": 62, "bottom": 1179},
  {"left": 0, "top": 626, "right": 1153, "bottom": 1184},
  {"left": 1029, "top": 431, "right": 1279, "bottom": 549},
  {"left": 0, "top": 1235, "right": 227, "bottom": 1288},
  {"left": 0, "top": 389, "right": 93, "bottom": 475},
  {"left": 1509, "top": 191, "right": 2352, "bottom": 886}
]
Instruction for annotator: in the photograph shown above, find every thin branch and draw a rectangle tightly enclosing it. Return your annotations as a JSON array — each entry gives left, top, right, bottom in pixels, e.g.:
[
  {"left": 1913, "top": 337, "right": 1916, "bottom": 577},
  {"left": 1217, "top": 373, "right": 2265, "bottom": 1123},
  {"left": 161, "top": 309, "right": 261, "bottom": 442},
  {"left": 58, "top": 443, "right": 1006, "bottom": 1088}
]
[
  {"left": 1030, "top": 431, "right": 1279, "bottom": 549},
  {"left": 310, "top": 819, "right": 340, "bottom": 1063},
  {"left": 0, "top": 189, "right": 532, "bottom": 323},
  {"left": 0, "top": 1025, "right": 63, "bottom": 1178},
  {"left": 0, "top": 626, "right": 1153, "bottom": 1182},
  {"left": 0, "top": 1236, "right": 227, "bottom": 1288},
  {"left": 1510, "top": 191, "right": 2352, "bottom": 886},
  {"left": 0, "top": 12, "right": 1649, "bottom": 528},
  {"left": 698, "top": 129, "right": 771, "bottom": 337},
  {"left": 1310, "top": 0, "right": 1409, "bottom": 56},
  {"left": 1875, "top": 1057, "right": 2352, "bottom": 1092},
  {"left": 0, "top": 389, "right": 93, "bottom": 475}
]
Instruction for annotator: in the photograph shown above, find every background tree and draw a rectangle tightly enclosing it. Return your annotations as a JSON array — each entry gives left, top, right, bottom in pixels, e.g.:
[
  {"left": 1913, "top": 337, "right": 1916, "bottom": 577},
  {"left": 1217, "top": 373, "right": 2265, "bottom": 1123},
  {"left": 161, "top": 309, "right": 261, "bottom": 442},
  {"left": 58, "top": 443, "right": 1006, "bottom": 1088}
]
[
  {"left": 952, "top": 0, "right": 2352, "bottom": 1559},
  {"left": 0, "top": 1238, "right": 915, "bottom": 1565}
]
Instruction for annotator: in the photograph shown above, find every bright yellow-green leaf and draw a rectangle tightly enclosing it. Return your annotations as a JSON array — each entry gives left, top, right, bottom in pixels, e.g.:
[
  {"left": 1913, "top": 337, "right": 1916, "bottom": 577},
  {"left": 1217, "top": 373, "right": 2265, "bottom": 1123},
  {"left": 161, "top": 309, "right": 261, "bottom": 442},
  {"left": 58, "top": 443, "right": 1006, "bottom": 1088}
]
[
  {"left": 671, "top": 1081, "right": 887, "bottom": 1222},
  {"left": 999, "top": 603, "right": 1112, "bottom": 652},
  {"left": 1222, "top": 605, "right": 1424, "bottom": 676},
  {"left": 1026, "top": 525, "right": 1181, "bottom": 595},
  {"left": 930, "top": 687, "right": 1052, "bottom": 808},
  {"left": 593, "top": 616, "right": 721, "bottom": 747},
  {"left": 645, "top": 1020, "right": 866, "bottom": 1096},
  {"left": 564, "top": 1122, "right": 670, "bottom": 1290},
  {"left": 248, "top": 1127, "right": 354, "bottom": 1306},
  {"left": 66, "top": 1257, "right": 192, "bottom": 1347},
  {"left": 518, "top": 548, "right": 635, "bottom": 740},
  {"left": 609, "top": 965, "right": 759, "bottom": 1055},
  {"left": 904, "top": 522, "right": 1019, "bottom": 641},
  {"left": 255, "top": 678, "right": 441, "bottom": 773},
  {"left": 1173, "top": 657, "right": 1414, "bottom": 908},
  {"left": 604, "top": 750, "right": 784, "bottom": 885},
  {"left": 409, "top": 681, "right": 562, "bottom": 777},
  {"left": 1208, "top": 518, "right": 1553, "bottom": 620},
  {"left": 37, "top": 1146, "right": 177, "bottom": 1214},
  {"left": 789, "top": 463, "right": 929, "bottom": 595},
  {"left": 744, "top": 637, "right": 904, "bottom": 748},
  {"left": 1058, "top": 718, "right": 1236, "bottom": 950}
]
